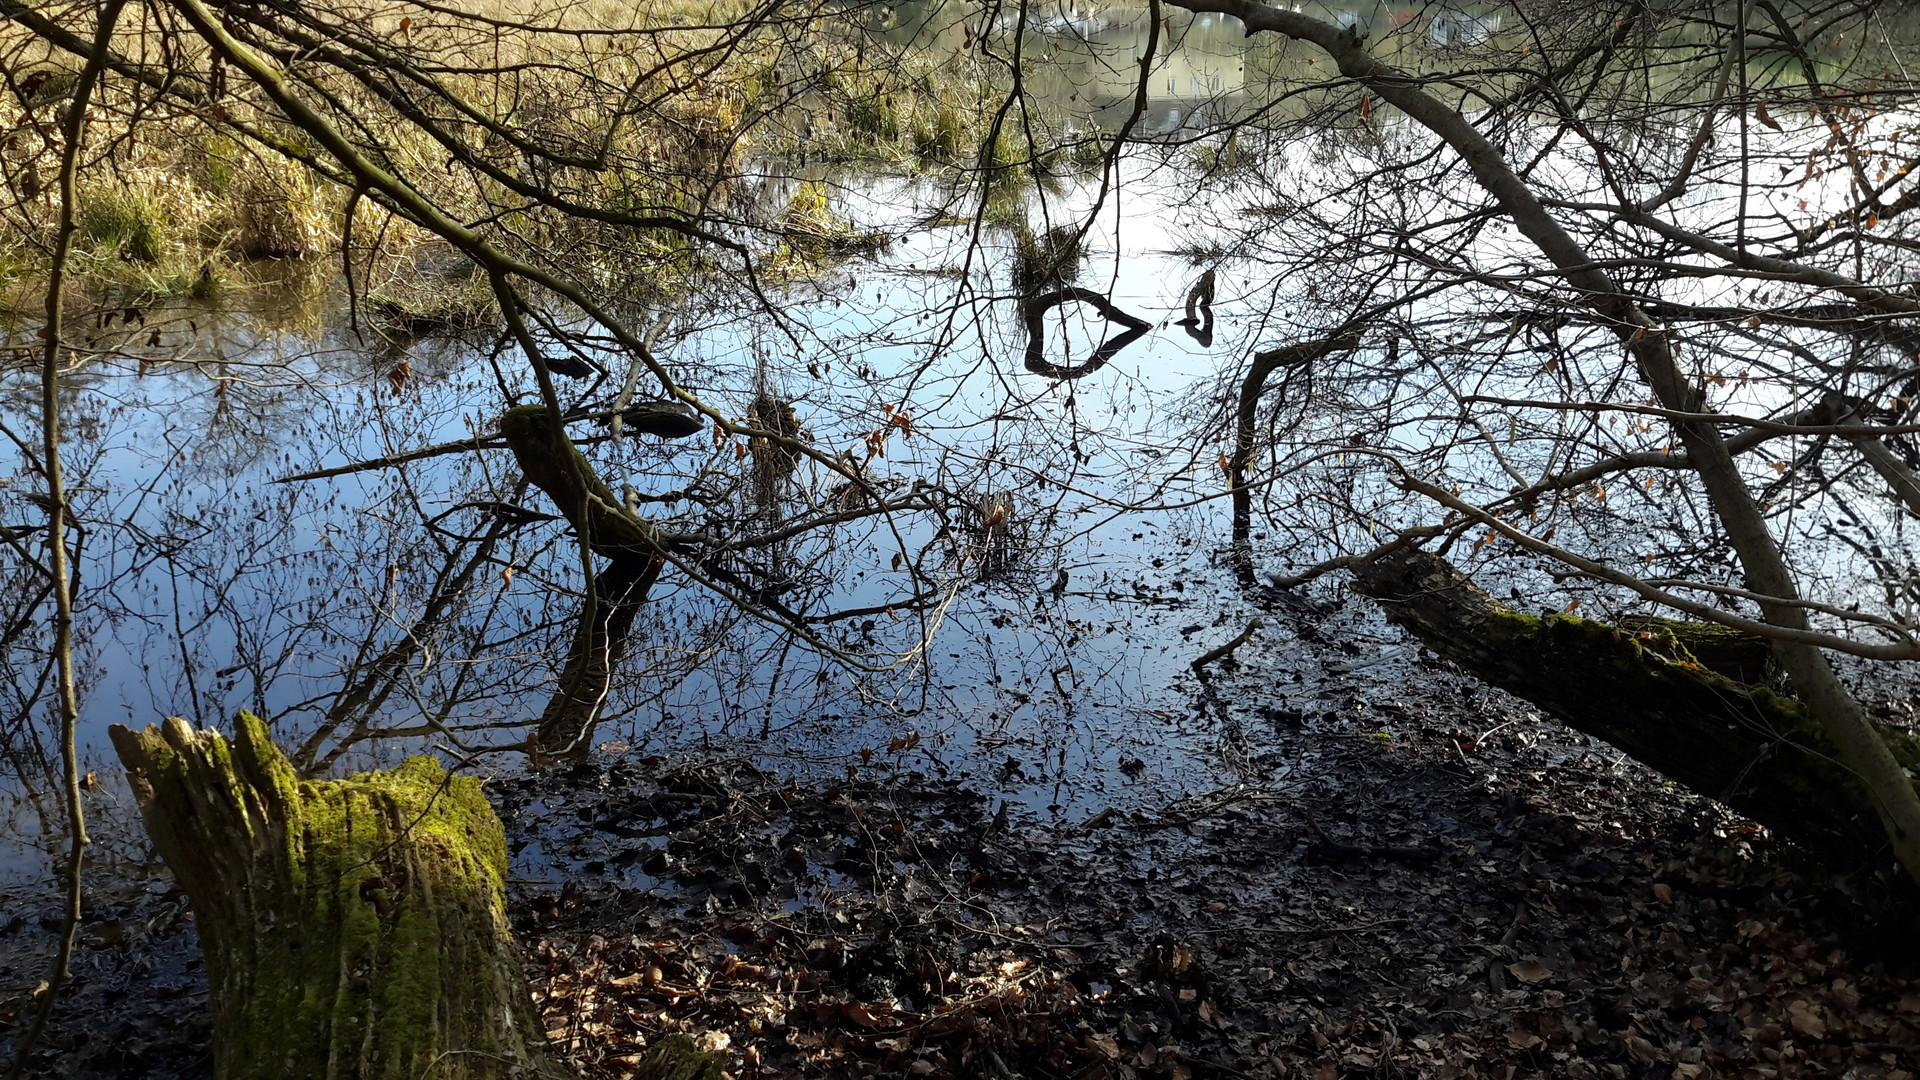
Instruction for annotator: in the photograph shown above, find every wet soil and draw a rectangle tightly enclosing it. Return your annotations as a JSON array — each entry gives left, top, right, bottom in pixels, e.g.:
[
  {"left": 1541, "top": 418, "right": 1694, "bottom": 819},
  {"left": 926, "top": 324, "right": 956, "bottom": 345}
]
[{"left": 6, "top": 599, "right": 1920, "bottom": 1080}]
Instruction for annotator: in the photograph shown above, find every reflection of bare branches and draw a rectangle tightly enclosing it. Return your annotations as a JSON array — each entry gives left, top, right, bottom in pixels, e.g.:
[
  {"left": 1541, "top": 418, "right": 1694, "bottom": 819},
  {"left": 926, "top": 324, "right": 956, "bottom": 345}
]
[{"left": 299, "top": 486, "right": 529, "bottom": 773}]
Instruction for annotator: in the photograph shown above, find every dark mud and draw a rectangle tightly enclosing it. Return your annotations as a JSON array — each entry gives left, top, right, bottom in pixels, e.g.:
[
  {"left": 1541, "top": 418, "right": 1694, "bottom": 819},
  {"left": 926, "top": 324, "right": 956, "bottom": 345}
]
[{"left": 6, "top": 601, "right": 1920, "bottom": 1080}]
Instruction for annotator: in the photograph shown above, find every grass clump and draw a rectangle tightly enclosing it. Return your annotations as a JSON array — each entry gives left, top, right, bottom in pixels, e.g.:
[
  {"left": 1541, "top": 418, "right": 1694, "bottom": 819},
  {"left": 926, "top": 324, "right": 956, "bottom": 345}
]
[
  {"left": 1011, "top": 223, "right": 1083, "bottom": 292},
  {"left": 774, "top": 180, "right": 887, "bottom": 265},
  {"left": 79, "top": 187, "right": 168, "bottom": 263}
]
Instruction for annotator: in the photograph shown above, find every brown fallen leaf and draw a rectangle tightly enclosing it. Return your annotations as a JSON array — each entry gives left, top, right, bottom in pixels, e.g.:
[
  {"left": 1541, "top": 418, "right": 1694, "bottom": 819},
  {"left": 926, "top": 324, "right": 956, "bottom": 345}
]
[
  {"left": 1624, "top": 1032, "right": 1658, "bottom": 1063},
  {"left": 1788, "top": 998, "right": 1827, "bottom": 1039},
  {"left": 1508, "top": 959, "right": 1554, "bottom": 984}
]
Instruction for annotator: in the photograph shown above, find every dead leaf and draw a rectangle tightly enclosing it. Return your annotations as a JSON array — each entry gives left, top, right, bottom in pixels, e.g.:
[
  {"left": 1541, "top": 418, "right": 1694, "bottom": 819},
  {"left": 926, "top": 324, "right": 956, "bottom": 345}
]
[
  {"left": 1507, "top": 1029, "right": 1544, "bottom": 1050},
  {"left": 1508, "top": 959, "right": 1554, "bottom": 984},
  {"left": 1624, "top": 1032, "right": 1658, "bottom": 1063},
  {"left": 1788, "top": 998, "right": 1826, "bottom": 1038}
]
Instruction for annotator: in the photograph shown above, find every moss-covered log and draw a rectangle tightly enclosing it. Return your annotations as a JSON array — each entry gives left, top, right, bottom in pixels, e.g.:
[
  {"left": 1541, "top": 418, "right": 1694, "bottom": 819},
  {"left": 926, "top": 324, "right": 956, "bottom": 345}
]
[
  {"left": 1350, "top": 548, "right": 1920, "bottom": 875},
  {"left": 107, "top": 713, "right": 570, "bottom": 1079}
]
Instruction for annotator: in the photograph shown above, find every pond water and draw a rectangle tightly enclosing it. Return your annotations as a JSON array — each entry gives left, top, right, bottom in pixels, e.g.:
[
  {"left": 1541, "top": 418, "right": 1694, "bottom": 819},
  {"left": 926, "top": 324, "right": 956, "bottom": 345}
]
[
  {"left": 0, "top": 148, "right": 1351, "bottom": 889},
  {"left": 1, "top": 0, "right": 1914, "bottom": 898}
]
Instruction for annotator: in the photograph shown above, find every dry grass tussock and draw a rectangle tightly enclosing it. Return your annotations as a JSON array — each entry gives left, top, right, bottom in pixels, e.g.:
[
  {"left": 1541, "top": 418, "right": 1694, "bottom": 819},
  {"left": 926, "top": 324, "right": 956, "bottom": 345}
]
[{"left": 0, "top": 0, "right": 1072, "bottom": 314}]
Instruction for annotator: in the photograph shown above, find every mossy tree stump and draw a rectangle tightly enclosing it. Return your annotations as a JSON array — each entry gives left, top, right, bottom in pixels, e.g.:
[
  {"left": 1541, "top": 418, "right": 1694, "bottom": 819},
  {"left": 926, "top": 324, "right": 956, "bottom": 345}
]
[
  {"left": 1351, "top": 548, "right": 1920, "bottom": 876},
  {"left": 108, "top": 713, "right": 570, "bottom": 1079}
]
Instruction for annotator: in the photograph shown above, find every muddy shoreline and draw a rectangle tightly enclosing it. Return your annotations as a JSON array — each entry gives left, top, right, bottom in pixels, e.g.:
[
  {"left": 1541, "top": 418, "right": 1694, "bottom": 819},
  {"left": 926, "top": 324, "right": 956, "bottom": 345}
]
[{"left": 7, "top": 596, "right": 1920, "bottom": 1079}]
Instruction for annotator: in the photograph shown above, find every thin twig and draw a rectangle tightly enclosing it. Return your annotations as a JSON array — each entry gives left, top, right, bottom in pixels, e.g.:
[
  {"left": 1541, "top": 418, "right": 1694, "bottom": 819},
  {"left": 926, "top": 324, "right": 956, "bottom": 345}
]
[
  {"left": 5, "top": 4, "right": 126, "bottom": 1076},
  {"left": 1189, "top": 618, "right": 1263, "bottom": 673}
]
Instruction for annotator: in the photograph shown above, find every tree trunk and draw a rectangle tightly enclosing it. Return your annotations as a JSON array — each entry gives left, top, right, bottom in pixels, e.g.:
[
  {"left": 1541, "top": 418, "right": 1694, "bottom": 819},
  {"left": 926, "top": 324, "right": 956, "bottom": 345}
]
[
  {"left": 108, "top": 713, "right": 570, "bottom": 1080},
  {"left": 1228, "top": 330, "right": 1357, "bottom": 585},
  {"left": 1169, "top": 0, "right": 1920, "bottom": 888},
  {"left": 1350, "top": 548, "right": 1920, "bottom": 877},
  {"left": 501, "top": 404, "right": 666, "bottom": 760}
]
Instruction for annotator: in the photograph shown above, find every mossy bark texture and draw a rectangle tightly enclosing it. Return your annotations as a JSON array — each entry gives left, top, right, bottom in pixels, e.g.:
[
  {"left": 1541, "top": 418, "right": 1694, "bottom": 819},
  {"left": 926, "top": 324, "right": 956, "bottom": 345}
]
[
  {"left": 1351, "top": 549, "right": 1920, "bottom": 875},
  {"left": 500, "top": 403, "right": 662, "bottom": 561},
  {"left": 108, "top": 713, "right": 570, "bottom": 1080},
  {"left": 501, "top": 404, "right": 664, "bottom": 759}
]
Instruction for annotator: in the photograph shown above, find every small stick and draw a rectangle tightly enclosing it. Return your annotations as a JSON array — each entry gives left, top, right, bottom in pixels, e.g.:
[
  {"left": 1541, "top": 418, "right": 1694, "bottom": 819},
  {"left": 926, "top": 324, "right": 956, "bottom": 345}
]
[{"left": 1190, "top": 618, "right": 1262, "bottom": 673}]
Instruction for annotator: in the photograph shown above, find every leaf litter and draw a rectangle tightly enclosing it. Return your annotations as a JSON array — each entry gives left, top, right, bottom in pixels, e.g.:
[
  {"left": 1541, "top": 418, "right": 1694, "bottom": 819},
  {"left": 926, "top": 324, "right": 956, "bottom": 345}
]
[
  {"left": 500, "top": 641, "right": 1920, "bottom": 1080},
  {"left": 7, "top": 609, "right": 1920, "bottom": 1079}
]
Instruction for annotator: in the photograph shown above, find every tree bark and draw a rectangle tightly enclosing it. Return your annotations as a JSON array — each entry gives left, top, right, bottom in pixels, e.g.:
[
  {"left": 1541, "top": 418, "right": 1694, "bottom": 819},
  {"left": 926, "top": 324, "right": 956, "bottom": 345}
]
[
  {"left": 108, "top": 713, "right": 570, "bottom": 1080},
  {"left": 501, "top": 404, "right": 666, "bottom": 760},
  {"left": 500, "top": 404, "right": 663, "bottom": 561},
  {"left": 534, "top": 555, "right": 660, "bottom": 760},
  {"left": 1229, "top": 331, "right": 1358, "bottom": 585},
  {"left": 1351, "top": 548, "right": 1920, "bottom": 876}
]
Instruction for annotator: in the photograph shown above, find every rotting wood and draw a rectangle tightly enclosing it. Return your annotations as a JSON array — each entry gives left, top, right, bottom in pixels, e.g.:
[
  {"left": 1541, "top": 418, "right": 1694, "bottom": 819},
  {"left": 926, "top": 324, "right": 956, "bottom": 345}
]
[
  {"left": 108, "top": 713, "right": 571, "bottom": 1080},
  {"left": 1350, "top": 547, "right": 1920, "bottom": 878}
]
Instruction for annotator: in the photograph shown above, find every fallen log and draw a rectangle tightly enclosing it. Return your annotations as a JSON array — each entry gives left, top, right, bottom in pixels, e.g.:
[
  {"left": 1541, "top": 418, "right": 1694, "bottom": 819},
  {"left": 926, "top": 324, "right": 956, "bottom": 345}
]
[
  {"left": 1349, "top": 547, "right": 1920, "bottom": 875},
  {"left": 500, "top": 403, "right": 664, "bottom": 561}
]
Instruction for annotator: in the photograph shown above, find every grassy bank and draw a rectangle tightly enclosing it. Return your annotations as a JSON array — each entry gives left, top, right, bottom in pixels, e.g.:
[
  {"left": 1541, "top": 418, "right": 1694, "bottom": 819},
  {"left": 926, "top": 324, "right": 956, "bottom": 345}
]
[{"left": 0, "top": 0, "right": 1088, "bottom": 315}]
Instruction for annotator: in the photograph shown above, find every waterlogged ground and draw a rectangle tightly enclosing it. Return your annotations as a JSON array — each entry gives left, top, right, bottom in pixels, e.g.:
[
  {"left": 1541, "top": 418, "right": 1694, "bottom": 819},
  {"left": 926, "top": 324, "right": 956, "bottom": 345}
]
[
  {"left": 10, "top": 584, "right": 1920, "bottom": 1079},
  {"left": 7, "top": 232, "right": 1920, "bottom": 1077},
  {"left": 7, "top": 20, "right": 1920, "bottom": 1074}
]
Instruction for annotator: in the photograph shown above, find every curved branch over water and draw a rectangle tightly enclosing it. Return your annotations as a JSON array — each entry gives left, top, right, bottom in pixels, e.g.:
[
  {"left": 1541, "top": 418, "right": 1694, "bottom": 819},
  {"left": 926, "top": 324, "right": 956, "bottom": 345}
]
[{"left": 1020, "top": 286, "right": 1151, "bottom": 380}]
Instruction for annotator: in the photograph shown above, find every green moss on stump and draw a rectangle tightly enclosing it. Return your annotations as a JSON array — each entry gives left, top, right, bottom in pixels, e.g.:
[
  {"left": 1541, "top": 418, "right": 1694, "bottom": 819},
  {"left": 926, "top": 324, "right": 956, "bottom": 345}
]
[{"left": 110, "top": 713, "right": 566, "bottom": 1079}]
